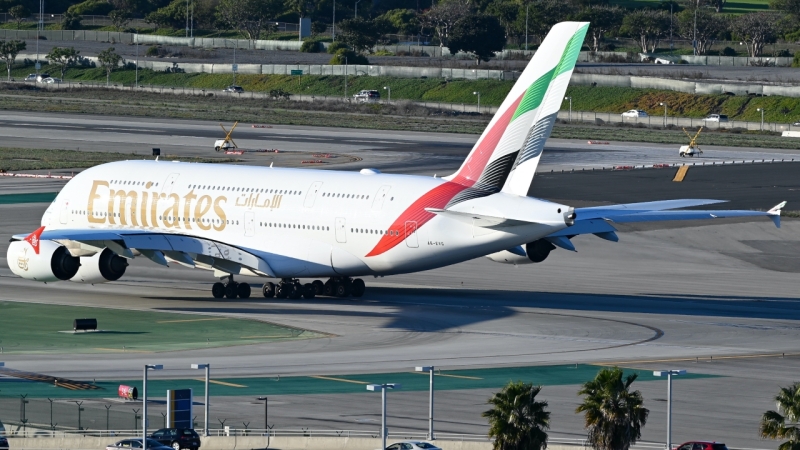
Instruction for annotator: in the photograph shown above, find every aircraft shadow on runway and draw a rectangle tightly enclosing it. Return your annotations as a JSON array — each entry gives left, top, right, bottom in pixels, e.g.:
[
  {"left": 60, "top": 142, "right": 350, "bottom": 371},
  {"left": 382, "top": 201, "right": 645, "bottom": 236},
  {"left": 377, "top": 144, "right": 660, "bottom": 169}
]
[{"left": 149, "top": 286, "right": 800, "bottom": 332}]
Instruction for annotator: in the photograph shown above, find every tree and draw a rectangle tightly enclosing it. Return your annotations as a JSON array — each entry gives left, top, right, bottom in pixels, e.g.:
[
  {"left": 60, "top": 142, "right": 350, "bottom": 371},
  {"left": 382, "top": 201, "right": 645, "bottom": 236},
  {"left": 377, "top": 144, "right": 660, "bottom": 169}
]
[
  {"left": 61, "top": 9, "right": 83, "bottom": 29},
  {"left": 0, "top": 39, "right": 25, "bottom": 81},
  {"left": 97, "top": 47, "right": 123, "bottom": 86},
  {"left": 676, "top": 8, "right": 727, "bottom": 55},
  {"left": 482, "top": 381, "right": 550, "bottom": 450},
  {"left": 760, "top": 382, "right": 800, "bottom": 450},
  {"left": 448, "top": 13, "right": 505, "bottom": 64},
  {"left": 574, "top": 6, "right": 624, "bottom": 52},
  {"left": 770, "top": 0, "right": 800, "bottom": 18},
  {"left": 8, "top": 5, "right": 30, "bottom": 30},
  {"left": 108, "top": 9, "right": 132, "bottom": 30},
  {"left": 620, "top": 9, "right": 671, "bottom": 53},
  {"left": 732, "top": 12, "right": 780, "bottom": 57},
  {"left": 216, "top": 0, "right": 282, "bottom": 42},
  {"left": 486, "top": 0, "right": 519, "bottom": 39},
  {"left": 46, "top": 46, "right": 80, "bottom": 80},
  {"left": 421, "top": 0, "right": 471, "bottom": 47},
  {"left": 311, "top": 20, "right": 328, "bottom": 35},
  {"left": 337, "top": 17, "right": 385, "bottom": 53},
  {"left": 377, "top": 8, "right": 419, "bottom": 35},
  {"left": 145, "top": 0, "right": 188, "bottom": 28},
  {"left": 576, "top": 367, "right": 649, "bottom": 450},
  {"left": 523, "top": 0, "right": 572, "bottom": 43}
]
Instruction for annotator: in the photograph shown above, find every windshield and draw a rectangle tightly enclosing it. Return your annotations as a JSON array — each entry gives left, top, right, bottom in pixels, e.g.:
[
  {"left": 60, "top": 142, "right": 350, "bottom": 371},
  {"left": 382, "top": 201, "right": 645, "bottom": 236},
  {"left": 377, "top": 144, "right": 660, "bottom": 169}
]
[{"left": 416, "top": 443, "right": 438, "bottom": 449}]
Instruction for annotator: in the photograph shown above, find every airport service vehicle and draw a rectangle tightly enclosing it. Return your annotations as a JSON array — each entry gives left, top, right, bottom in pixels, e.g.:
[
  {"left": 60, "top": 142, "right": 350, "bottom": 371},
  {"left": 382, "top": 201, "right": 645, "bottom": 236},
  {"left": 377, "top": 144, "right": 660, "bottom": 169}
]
[
  {"left": 149, "top": 428, "right": 201, "bottom": 450},
  {"left": 679, "top": 127, "right": 704, "bottom": 157},
  {"left": 354, "top": 90, "right": 380, "bottom": 103},
  {"left": 703, "top": 114, "right": 728, "bottom": 123},
  {"left": 106, "top": 439, "right": 172, "bottom": 450},
  {"left": 621, "top": 109, "right": 648, "bottom": 118},
  {"left": 674, "top": 442, "right": 729, "bottom": 450},
  {"left": 214, "top": 122, "right": 238, "bottom": 151},
  {"left": 384, "top": 441, "right": 442, "bottom": 450},
  {"left": 5, "top": 22, "right": 787, "bottom": 300}
]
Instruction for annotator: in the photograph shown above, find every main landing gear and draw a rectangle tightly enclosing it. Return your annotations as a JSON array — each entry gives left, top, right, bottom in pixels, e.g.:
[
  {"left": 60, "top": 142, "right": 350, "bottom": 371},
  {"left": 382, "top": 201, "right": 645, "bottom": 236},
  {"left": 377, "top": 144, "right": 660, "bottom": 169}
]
[
  {"left": 211, "top": 275, "right": 251, "bottom": 299},
  {"left": 262, "top": 277, "right": 366, "bottom": 299}
]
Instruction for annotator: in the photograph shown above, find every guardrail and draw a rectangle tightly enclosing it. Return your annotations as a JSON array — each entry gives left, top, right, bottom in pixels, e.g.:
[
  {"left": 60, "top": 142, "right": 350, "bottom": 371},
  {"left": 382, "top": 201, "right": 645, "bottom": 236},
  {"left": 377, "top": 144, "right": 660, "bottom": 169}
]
[{"left": 557, "top": 110, "right": 800, "bottom": 133}]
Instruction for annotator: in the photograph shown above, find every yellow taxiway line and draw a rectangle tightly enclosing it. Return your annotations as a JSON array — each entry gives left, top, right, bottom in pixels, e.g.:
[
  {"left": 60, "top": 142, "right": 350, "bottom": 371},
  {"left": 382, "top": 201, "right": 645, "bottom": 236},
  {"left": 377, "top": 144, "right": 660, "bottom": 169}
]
[{"left": 309, "top": 375, "right": 370, "bottom": 384}]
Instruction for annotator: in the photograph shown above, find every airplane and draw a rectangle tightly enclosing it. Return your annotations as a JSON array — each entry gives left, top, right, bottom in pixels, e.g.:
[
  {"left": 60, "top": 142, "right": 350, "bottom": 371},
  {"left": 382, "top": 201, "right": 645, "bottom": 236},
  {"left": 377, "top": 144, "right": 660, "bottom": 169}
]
[{"left": 6, "top": 22, "right": 786, "bottom": 300}]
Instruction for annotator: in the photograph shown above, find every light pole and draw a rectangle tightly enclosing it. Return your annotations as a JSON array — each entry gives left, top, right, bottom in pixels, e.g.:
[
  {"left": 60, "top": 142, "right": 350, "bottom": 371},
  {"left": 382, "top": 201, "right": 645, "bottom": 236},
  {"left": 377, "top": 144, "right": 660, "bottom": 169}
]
[
  {"left": 693, "top": 6, "right": 698, "bottom": 56},
  {"left": 564, "top": 96, "right": 572, "bottom": 123},
  {"left": 233, "top": 43, "right": 237, "bottom": 85},
  {"left": 135, "top": 32, "right": 139, "bottom": 88},
  {"left": 143, "top": 364, "right": 163, "bottom": 450},
  {"left": 383, "top": 86, "right": 391, "bottom": 103},
  {"left": 660, "top": 102, "right": 668, "bottom": 127},
  {"left": 367, "top": 383, "right": 401, "bottom": 450},
  {"left": 355, "top": 0, "right": 361, "bottom": 18},
  {"left": 757, "top": 107, "right": 765, "bottom": 130},
  {"left": 344, "top": 56, "right": 348, "bottom": 99},
  {"left": 415, "top": 367, "right": 435, "bottom": 440},
  {"left": 256, "top": 397, "right": 268, "bottom": 431},
  {"left": 653, "top": 370, "right": 686, "bottom": 450},
  {"left": 191, "top": 364, "right": 210, "bottom": 437},
  {"left": 332, "top": 0, "right": 336, "bottom": 41},
  {"left": 525, "top": 3, "right": 529, "bottom": 51},
  {"left": 185, "top": 0, "right": 189, "bottom": 37},
  {"left": 473, "top": 91, "right": 480, "bottom": 113}
]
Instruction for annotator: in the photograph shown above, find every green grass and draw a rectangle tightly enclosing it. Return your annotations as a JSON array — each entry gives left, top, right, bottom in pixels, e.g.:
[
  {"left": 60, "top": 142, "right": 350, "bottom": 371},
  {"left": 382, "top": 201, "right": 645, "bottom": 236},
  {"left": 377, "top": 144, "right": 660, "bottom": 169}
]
[
  {"left": 0, "top": 147, "right": 237, "bottom": 171},
  {"left": 609, "top": 0, "right": 770, "bottom": 13},
  {"left": 0, "top": 192, "right": 58, "bottom": 204},
  {"left": 0, "top": 301, "right": 322, "bottom": 355}
]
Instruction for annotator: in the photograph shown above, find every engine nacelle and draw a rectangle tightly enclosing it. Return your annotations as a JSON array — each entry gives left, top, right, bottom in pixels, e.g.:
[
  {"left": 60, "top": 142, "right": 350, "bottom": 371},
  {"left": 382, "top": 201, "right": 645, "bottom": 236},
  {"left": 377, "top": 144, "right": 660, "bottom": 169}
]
[
  {"left": 71, "top": 248, "right": 129, "bottom": 283},
  {"left": 7, "top": 240, "right": 81, "bottom": 282},
  {"left": 486, "top": 239, "right": 557, "bottom": 265}
]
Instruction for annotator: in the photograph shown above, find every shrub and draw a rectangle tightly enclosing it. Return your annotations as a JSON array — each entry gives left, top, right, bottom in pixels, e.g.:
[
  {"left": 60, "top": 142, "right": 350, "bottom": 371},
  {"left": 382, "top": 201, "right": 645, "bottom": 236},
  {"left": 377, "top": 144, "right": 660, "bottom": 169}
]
[
  {"left": 329, "top": 48, "right": 369, "bottom": 65},
  {"left": 67, "top": 0, "right": 113, "bottom": 15},
  {"left": 722, "top": 47, "right": 737, "bottom": 56},
  {"left": 327, "top": 41, "right": 348, "bottom": 54},
  {"left": 145, "top": 45, "right": 160, "bottom": 57},
  {"left": 793, "top": 52, "right": 800, "bottom": 68},
  {"left": 300, "top": 39, "right": 321, "bottom": 53},
  {"left": 311, "top": 21, "right": 328, "bottom": 35},
  {"left": 372, "top": 49, "right": 394, "bottom": 56}
]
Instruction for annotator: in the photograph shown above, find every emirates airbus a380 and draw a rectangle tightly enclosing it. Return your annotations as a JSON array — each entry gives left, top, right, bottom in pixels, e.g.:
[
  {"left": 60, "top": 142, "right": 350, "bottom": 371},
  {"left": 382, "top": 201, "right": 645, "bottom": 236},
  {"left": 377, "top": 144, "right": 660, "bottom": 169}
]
[{"left": 7, "top": 22, "right": 786, "bottom": 299}]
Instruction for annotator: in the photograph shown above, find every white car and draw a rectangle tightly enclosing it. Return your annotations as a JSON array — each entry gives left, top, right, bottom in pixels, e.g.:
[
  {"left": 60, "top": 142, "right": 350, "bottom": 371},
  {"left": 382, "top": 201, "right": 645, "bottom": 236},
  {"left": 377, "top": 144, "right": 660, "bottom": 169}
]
[
  {"left": 106, "top": 438, "right": 172, "bottom": 450},
  {"left": 384, "top": 442, "right": 442, "bottom": 450},
  {"left": 42, "top": 77, "right": 62, "bottom": 84},
  {"left": 621, "top": 109, "right": 648, "bottom": 118},
  {"left": 24, "top": 73, "right": 38, "bottom": 81},
  {"left": 703, "top": 114, "right": 728, "bottom": 122},
  {"left": 353, "top": 89, "right": 380, "bottom": 103}
]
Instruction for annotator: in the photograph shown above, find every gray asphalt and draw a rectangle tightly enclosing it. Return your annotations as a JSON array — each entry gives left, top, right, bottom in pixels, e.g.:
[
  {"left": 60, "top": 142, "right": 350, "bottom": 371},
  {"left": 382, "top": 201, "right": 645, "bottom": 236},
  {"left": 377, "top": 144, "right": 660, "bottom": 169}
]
[{"left": 1, "top": 113, "right": 799, "bottom": 447}]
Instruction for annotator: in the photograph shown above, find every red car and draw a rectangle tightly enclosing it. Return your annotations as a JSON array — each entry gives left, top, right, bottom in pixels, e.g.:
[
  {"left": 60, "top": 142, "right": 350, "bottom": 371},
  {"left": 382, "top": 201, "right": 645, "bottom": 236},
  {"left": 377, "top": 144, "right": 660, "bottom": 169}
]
[{"left": 675, "top": 442, "right": 729, "bottom": 450}]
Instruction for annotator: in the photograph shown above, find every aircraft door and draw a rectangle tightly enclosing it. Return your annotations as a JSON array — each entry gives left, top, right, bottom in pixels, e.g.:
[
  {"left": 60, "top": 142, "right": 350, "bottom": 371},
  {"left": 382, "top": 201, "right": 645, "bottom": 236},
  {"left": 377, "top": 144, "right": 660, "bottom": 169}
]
[
  {"left": 59, "top": 199, "right": 70, "bottom": 224},
  {"left": 304, "top": 182, "right": 323, "bottom": 208},
  {"left": 372, "top": 185, "right": 391, "bottom": 210},
  {"left": 335, "top": 217, "right": 347, "bottom": 243},
  {"left": 244, "top": 211, "right": 255, "bottom": 236},
  {"left": 161, "top": 173, "right": 180, "bottom": 195},
  {"left": 405, "top": 221, "right": 418, "bottom": 248}
]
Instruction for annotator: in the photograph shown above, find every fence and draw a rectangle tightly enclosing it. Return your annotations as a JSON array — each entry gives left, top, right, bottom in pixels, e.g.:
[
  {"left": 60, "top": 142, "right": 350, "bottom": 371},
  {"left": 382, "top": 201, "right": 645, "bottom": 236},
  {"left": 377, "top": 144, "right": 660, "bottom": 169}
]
[
  {"left": 570, "top": 73, "right": 800, "bottom": 98},
  {"left": 556, "top": 110, "right": 800, "bottom": 133}
]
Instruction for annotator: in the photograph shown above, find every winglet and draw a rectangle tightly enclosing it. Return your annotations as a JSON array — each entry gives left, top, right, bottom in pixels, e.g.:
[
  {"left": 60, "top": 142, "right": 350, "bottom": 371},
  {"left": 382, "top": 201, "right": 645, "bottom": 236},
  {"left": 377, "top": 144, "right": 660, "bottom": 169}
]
[
  {"left": 768, "top": 201, "right": 787, "bottom": 228},
  {"left": 24, "top": 226, "right": 45, "bottom": 255}
]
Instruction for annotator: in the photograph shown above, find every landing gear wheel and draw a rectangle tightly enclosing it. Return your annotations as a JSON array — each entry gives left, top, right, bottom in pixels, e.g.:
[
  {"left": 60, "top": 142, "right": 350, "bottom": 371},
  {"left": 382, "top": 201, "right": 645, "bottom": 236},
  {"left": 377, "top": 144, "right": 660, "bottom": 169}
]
[
  {"left": 335, "top": 281, "right": 351, "bottom": 298},
  {"left": 276, "top": 283, "right": 289, "bottom": 299},
  {"left": 262, "top": 282, "right": 276, "bottom": 298},
  {"left": 351, "top": 278, "right": 366, "bottom": 297},
  {"left": 224, "top": 282, "right": 239, "bottom": 299},
  {"left": 237, "top": 283, "right": 251, "bottom": 299},
  {"left": 288, "top": 283, "right": 302, "bottom": 300},
  {"left": 323, "top": 280, "right": 334, "bottom": 296},
  {"left": 212, "top": 282, "right": 225, "bottom": 299},
  {"left": 302, "top": 283, "right": 316, "bottom": 299},
  {"left": 312, "top": 280, "right": 324, "bottom": 295}
]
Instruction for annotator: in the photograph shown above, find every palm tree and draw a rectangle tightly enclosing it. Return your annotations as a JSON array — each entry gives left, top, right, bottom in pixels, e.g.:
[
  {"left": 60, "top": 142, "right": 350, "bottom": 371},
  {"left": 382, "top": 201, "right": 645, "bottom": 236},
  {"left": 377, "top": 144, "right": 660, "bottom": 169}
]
[
  {"left": 576, "top": 367, "right": 649, "bottom": 450},
  {"left": 760, "top": 382, "right": 800, "bottom": 450},
  {"left": 482, "top": 381, "right": 550, "bottom": 450}
]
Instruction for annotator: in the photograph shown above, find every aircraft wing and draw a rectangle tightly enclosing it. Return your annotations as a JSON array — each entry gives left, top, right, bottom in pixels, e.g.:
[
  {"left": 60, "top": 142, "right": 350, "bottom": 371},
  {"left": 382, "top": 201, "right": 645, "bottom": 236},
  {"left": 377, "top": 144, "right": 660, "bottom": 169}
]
[
  {"left": 547, "top": 200, "right": 786, "bottom": 244},
  {"left": 12, "top": 228, "right": 276, "bottom": 277}
]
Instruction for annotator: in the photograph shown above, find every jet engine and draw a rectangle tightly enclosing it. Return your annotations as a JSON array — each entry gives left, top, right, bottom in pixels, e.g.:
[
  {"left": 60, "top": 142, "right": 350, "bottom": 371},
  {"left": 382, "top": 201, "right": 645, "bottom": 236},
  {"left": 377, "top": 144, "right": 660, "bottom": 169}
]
[
  {"left": 486, "top": 239, "right": 557, "bottom": 265},
  {"left": 71, "top": 248, "right": 129, "bottom": 283},
  {"left": 7, "top": 240, "right": 81, "bottom": 282}
]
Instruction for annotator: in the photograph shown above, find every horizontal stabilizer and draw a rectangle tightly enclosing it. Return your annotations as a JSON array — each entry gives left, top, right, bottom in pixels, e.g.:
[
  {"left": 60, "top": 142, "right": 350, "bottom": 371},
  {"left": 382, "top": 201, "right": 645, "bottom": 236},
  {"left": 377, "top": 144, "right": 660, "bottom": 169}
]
[
  {"left": 425, "top": 208, "right": 534, "bottom": 229},
  {"left": 576, "top": 199, "right": 727, "bottom": 221}
]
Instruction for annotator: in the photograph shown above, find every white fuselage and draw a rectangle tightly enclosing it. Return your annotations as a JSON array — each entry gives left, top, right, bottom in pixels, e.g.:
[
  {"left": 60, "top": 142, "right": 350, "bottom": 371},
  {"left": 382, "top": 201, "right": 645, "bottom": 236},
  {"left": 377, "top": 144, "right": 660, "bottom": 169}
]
[{"left": 43, "top": 160, "right": 571, "bottom": 278}]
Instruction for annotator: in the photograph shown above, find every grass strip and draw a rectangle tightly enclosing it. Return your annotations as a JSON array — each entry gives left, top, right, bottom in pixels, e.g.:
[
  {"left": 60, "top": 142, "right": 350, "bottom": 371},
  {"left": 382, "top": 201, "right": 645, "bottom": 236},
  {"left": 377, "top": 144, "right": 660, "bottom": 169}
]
[
  {"left": 0, "top": 146, "right": 239, "bottom": 171},
  {"left": 0, "top": 192, "right": 58, "bottom": 204}
]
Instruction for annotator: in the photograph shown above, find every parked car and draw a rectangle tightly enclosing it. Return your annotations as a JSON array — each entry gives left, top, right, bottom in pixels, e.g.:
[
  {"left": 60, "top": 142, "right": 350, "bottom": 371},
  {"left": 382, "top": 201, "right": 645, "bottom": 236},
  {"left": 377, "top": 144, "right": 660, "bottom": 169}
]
[
  {"left": 149, "top": 428, "right": 201, "bottom": 450},
  {"left": 353, "top": 89, "right": 380, "bottom": 103},
  {"left": 106, "top": 438, "right": 171, "bottom": 450},
  {"left": 703, "top": 114, "right": 728, "bottom": 122},
  {"left": 222, "top": 85, "right": 244, "bottom": 93},
  {"left": 384, "top": 442, "right": 442, "bottom": 450},
  {"left": 0, "top": 436, "right": 8, "bottom": 450},
  {"left": 674, "top": 442, "right": 729, "bottom": 450},
  {"left": 42, "top": 77, "right": 62, "bottom": 84},
  {"left": 621, "top": 109, "right": 648, "bottom": 118}
]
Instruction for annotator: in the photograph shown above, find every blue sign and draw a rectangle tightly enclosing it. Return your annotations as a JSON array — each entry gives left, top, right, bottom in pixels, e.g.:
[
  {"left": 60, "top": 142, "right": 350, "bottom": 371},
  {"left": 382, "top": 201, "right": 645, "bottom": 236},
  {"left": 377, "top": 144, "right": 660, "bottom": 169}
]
[{"left": 167, "top": 389, "right": 193, "bottom": 429}]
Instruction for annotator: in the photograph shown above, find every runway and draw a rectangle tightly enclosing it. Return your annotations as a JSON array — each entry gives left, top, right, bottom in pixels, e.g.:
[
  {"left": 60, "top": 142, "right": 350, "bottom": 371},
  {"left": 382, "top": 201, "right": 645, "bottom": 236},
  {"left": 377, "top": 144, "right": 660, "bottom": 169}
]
[{"left": 0, "top": 112, "right": 799, "bottom": 447}]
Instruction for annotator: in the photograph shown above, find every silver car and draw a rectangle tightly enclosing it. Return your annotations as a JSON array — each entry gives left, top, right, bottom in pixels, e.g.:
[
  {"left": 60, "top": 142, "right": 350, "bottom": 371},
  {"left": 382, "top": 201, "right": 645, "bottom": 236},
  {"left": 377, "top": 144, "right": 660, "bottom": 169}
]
[
  {"left": 385, "top": 442, "right": 442, "bottom": 450},
  {"left": 106, "top": 439, "right": 173, "bottom": 450},
  {"left": 621, "top": 109, "right": 648, "bottom": 118}
]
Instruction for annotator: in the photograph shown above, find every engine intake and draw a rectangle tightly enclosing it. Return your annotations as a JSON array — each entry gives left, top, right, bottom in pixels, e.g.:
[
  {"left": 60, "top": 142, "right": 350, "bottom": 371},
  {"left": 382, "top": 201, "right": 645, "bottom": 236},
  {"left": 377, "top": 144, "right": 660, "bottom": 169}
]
[
  {"left": 71, "top": 248, "right": 128, "bottom": 283},
  {"left": 7, "top": 240, "right": 80, "bottom": 282},
  {"left": 485, "top": 239, "right": 557, "bottom": 265}
]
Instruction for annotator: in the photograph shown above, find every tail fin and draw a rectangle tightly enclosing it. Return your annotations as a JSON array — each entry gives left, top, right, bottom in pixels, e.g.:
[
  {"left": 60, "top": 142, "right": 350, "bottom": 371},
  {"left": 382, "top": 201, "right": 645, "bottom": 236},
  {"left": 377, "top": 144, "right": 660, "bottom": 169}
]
[{"left": 445, "top": 22, "right": 588, "bottom": 196}]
